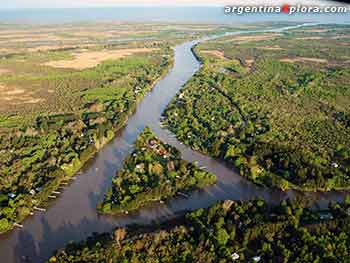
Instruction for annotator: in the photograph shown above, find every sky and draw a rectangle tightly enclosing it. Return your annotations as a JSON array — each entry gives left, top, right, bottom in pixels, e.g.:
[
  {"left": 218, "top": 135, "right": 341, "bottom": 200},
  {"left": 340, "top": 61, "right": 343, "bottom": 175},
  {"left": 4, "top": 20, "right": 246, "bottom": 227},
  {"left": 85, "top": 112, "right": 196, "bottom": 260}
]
[{"left": 0, "top": 0, "right": 344, "bottom": 9}]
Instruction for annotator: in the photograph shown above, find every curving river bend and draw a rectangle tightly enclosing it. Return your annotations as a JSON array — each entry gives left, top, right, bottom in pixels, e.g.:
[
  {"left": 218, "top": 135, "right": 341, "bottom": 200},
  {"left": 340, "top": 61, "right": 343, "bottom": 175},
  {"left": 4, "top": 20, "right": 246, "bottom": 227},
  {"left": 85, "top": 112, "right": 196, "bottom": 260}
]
[{"left": 0, "top": 24, "right": 349, "bottom": 263}]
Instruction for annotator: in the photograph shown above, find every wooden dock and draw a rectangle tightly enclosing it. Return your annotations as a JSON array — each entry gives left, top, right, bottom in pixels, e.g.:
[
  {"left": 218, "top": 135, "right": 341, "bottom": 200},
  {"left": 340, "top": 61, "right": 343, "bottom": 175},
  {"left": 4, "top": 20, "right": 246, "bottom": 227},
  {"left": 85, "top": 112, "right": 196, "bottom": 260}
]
[
  {"left": 14, "top": 223, "right": 23, "bottom": 228},
  {"left": 177, "top": 192, "right": 189, "bottom": 198},
  {"left": 33, "top": 206, "right": 46, "bottom": 212}
]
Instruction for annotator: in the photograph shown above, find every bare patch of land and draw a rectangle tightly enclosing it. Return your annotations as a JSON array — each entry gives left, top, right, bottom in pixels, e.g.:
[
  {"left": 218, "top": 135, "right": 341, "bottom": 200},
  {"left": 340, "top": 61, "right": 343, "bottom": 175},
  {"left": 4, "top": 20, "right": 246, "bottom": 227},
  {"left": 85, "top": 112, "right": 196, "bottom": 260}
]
[
  {"left": 296, "top": 36, "right": 323, "bottom": 40},
  {"left": 331, "top": 35, "right": 350, "bottom": 40},
  {"left": 280, "top": 57, "right": 328, "bottom": 64},
  {"left": 225, "top": 33, "right": 280, "bottom": 43},
  {"left": 0, "top": 84, "right": 44, "bottom": 106},
  {"left": 200, "top": 50, "right": 226, "bottom": 59},
  {"left": 27, "top": 43, "right": 99, "bottom": 53},
  {"left": 258, "top": 46, "right": 284, "bottom": 50},
  {"left": 304, "top": 29, "right": 329, "bottom": 33},
  {"left": 0, "top": 69, "right": 11, "bottom": 75},
  {"left": 245, "top": 59, "right": 255, "bottom": 66},
  {"left": 43, "top": 48, "right": 159, "bottom": 69}
]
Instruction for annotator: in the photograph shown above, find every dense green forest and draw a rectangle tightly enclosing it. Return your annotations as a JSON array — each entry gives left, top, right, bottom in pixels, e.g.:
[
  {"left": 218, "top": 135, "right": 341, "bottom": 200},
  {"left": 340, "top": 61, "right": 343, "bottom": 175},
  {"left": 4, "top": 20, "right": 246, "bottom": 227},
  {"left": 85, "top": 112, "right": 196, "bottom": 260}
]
[
  {"left": 50, "top": 198, "right": 350, "bottom": 262},
  {"left": 0, "top": 21, "right": 293, "bottom": 235},
  {"left": 0, "top": 47, "right": 172, "bottom": 234},
  {"left": 98, "top": 127, "right": 216, "bottom": 214},
  {"left": 163, "top": 24, "right": 350, "bottom": 191}
]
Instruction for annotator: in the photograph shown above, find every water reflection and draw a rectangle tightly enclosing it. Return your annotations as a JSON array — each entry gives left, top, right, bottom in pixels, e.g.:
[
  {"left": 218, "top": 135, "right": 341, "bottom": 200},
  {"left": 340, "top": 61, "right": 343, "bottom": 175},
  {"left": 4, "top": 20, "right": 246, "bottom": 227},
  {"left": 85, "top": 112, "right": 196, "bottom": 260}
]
[{"left": 0, "top": 24, "right": 349, "bottom": 263}]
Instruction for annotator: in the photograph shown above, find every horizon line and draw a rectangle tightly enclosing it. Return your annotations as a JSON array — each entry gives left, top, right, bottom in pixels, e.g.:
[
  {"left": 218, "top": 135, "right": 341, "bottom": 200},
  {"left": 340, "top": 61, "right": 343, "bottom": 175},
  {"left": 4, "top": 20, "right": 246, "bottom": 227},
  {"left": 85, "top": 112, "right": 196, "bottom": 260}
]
[{"left": 0, "top": 5, "right": 230, "bottom": 10}]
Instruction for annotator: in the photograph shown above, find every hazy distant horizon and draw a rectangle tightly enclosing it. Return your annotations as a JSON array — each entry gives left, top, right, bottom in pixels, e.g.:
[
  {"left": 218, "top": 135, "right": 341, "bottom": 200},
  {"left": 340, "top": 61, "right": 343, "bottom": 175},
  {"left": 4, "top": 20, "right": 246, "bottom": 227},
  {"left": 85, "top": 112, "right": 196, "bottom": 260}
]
[
  {"left": 0, "top": 6, "right": 349, "bottom": 24},
  {"left": 0, "top": 0, "right": 346, "bottom": 9}
]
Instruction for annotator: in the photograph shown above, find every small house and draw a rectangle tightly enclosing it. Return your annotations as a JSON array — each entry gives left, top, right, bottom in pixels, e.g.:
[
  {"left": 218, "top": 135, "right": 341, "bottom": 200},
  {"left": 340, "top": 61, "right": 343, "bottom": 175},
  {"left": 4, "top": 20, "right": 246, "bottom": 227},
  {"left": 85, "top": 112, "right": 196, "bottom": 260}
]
[
  {"left": 135, "top": 163, "right": 145, "bottom": 172},
  {"left": 148, "top": 139, "right": 157, "bottom": 148},
  {"left": 231, "top": 253, "right": 240, "bottom": 260},
  {"left": 252, "top": 256, "right": 261, "bottom": 262},
  {"left": 8, "top": 193, "right": 16, "bottom": 199}
]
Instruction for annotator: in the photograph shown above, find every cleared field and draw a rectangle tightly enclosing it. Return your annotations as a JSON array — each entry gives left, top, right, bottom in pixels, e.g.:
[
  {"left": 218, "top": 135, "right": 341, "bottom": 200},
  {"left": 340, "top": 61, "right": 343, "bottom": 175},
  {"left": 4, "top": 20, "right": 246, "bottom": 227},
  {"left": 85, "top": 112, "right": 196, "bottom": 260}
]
[
  {"left": 303, "top": 28, "right": 329, "bottom": 33},
  {"left": 0, "top": 69, "right": 11, "bottom": 75},
  {"left": 280, "top": 57, "right": 328, "bottom": 64},
  {"left": 223, "top": 33, "right": 280, "bottom": 43},
  {"left": 43, "top": 48, "right": 159, "bottom": 69},
  {"left": 0, "top": 22, "right": 252, "bottom": 126},
  {"left": 0, "top": 84, "right": 44, "bottom": 106},
  {"left": 296, "top": 36, "right": 323, "bottom": 40},
  {"left": 257, "top": 46, "right": 284, "bottom": 50},
  {"left": 0, "top": 22, "right": 244, "bottom": 56},
  {"left": 200, "top": 50, "right": 226, "bottom": 59}
]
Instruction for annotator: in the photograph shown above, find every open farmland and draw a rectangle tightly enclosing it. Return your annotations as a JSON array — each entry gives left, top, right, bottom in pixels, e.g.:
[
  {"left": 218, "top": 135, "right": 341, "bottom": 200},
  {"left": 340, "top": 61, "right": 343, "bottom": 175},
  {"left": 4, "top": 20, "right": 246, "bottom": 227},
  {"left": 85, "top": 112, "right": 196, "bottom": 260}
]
[{"left": 43, "top": 48, "right": 159, "bottom": 69}]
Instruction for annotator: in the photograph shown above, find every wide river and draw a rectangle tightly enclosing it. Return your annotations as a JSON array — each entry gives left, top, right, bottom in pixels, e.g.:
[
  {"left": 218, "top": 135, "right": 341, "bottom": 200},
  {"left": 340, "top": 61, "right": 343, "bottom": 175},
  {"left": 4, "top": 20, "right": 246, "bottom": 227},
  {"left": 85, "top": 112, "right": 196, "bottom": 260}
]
[{"left": 0, "top": 24, "right": 349, "bottom": 263}]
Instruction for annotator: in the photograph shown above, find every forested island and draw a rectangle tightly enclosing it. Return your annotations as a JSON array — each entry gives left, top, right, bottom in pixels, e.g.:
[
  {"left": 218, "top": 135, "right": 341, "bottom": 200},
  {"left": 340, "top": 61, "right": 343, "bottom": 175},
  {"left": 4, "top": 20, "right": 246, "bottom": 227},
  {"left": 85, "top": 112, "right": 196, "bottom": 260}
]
[
  {"left": 0, "top": 21, "right": 300, "bottom": 235},
  {"left": 98, "top": 127, "right": 216, "bottom": 214},
  {"left": 50, "top": 198, "right": 350, "bottom": 262},
  {"left": 1, "top": 20, "right": 350, "bottom": 263},
  {"left": 163, "top": 24, "right": 350, "bottom": 191}
]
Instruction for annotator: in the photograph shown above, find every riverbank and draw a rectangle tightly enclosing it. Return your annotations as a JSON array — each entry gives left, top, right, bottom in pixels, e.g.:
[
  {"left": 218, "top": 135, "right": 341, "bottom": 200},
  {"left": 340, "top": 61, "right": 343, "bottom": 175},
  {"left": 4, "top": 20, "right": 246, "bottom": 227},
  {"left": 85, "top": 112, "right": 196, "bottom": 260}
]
[
  {"left": 50, "top": 198, "right": 350, "bottom": 263},
  {"left": 0, "top": 48, "right": 174, "bottom": 235},
  {"left": 97, "top": 127, "right": 216, "bottom": 215},
  {"left": 162, "top": 23, "right": 350, "bottom": 193},
  {"left": 1, "top": 24, "right": 349, "bottom": 263}
]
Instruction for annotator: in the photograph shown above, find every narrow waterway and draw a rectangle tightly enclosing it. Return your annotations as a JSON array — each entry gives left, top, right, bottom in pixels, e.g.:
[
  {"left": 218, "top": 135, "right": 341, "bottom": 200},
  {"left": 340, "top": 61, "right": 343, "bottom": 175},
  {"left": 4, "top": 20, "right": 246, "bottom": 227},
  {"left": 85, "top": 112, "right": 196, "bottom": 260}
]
[{"left": 0, "top": 24, "right": 348, "bottom": 263}]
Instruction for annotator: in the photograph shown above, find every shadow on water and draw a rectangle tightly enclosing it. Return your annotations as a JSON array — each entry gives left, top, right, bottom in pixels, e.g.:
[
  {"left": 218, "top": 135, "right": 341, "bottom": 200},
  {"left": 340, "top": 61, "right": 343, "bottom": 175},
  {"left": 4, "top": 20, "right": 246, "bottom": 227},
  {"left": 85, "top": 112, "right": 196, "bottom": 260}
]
[
  {"left": 14, "top": 216, "right": 114, "bottom": 263},
  {"left": 1, "top": 24, "right": 349, "bottom": 263}
]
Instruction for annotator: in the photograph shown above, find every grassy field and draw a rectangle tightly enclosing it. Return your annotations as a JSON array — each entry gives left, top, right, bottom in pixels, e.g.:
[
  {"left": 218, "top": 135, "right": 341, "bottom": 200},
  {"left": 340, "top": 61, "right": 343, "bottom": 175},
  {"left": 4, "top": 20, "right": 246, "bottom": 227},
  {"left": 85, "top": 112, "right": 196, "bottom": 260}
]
[
  {"left": 0, "top": 22, "right": 276, "bottom": 57},
  {"left": 0, "top": 22, "right": 278, "bottom": 129},
  {"left": 163, "top": 24, "right": 350, "bottom": 191}
]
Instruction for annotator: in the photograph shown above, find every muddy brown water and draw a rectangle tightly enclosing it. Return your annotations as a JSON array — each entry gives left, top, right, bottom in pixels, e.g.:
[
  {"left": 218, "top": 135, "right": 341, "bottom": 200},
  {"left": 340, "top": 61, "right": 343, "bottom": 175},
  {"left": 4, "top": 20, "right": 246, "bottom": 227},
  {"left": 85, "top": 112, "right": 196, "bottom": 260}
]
[{"left": 0, "top": 24, "right": 349, "bottom": 263}]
